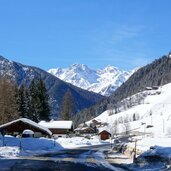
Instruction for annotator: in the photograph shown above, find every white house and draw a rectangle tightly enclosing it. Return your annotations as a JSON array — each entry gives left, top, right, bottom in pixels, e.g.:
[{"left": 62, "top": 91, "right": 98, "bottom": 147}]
[{"left": 39, "top": 120, "right": 73, "bottom": 137}]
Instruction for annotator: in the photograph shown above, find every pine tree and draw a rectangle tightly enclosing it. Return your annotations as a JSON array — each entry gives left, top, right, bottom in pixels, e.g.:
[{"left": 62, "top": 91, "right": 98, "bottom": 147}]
[
  {"left": 24, "top": 89, "right": 31, "bottom": 118},
  {"left": 60, "top": 89, "right": 75, "bottom": 120},
  {"left": 17, "top": 84, "right": 26, "bottom": 118},
  {"left": 29, "top": 79, "right": 39, "bottom": 122},
  {"left": 36, "top": 79, "right": 50, "bottom": 121},
  {"left": 28, "top": 79, "right": 50, "bottom": 122}
]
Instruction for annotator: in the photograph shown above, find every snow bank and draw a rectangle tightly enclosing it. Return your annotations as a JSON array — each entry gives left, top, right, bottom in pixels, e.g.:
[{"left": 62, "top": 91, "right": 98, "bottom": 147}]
[
  {"left": 0, "top": 146, "right": 20, "bottom": 158},
  {"left": 0, "top": 135, "right": 63, "bottom": 158},
  {"left": 0, "top": 135, "right": 107, "bottom": 158},
  {"left": 56, "top": 136, "right": 104, "bottom": 149}
]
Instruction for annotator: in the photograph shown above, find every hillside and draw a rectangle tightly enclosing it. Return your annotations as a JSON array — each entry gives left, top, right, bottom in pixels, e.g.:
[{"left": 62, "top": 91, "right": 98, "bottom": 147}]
[
  {"left": 0, "top": 56, "right": 104, "bottom": 118},
  {"left": 48, "top": 64, "right": 133, "bottom": 96},
  {"left": 73, "top": 53, "right": 171, "bottom": 125},
  {"left": 110, "top": 54, "right": 171, "bottom": 103},
  {"left": 86, "top": 82, "right": 171, "bottom": 153}
]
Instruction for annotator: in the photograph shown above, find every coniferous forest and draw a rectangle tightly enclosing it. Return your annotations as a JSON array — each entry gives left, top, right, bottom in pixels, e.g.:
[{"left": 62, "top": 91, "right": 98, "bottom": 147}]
[{"left": 0, "top": 77, "right": 50, "bottom": 124}]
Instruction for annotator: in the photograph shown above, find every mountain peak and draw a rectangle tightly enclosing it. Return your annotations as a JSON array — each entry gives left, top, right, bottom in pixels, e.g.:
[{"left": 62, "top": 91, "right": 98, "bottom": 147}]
[
  {"left": 71, "top": 63, "right": 87, "bottom": 68},
  {"left": 48, "top": 64, "right": 134, "bottom": 96},
  {"left": 70, "top": 64, "right": 91, "bottom": 72},
  {"left": 0, "top": 55, "right": 11, "bottom": 63},
  {"left": 99, "top": 65, "right": 119, "bottom": 74}
]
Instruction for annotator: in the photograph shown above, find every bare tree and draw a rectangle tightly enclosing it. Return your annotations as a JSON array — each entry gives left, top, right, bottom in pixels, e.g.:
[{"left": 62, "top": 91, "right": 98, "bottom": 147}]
[
  {"left": 109, "top": 120, "right": 118, "bottom": 138},
  {"left": 0, "top": 77, "right": 19, "bottom": 124},
  {"left": 124, "top": 123, "right": 130, "bottom": 135},
  {"left": 107, "top": 103, "right": 114, "bottom": 116},
  {"left": 60, "top": 89, "right": 75, "bottom": 120}
]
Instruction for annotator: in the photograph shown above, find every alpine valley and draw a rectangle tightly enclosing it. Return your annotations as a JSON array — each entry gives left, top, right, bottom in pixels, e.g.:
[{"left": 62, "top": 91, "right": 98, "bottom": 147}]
[{"left": 0, "top": 56, "right": 103, "bottom": 118}]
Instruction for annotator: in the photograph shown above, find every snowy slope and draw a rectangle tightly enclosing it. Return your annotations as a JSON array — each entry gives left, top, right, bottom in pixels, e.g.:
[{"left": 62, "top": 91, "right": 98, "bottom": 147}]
[
  {"left": 88, "top": 83, "right": 171, "bottom": 139},
  {"left": 48, "top": 64, "right": 134, "bottom": 96}
]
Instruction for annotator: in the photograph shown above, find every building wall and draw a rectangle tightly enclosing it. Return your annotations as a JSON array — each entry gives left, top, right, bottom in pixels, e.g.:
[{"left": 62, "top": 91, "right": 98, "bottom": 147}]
[
  {"left": 50, "top": 128, "right": 70, "bottom": 134},
  {"left": 99, "top": 131, "right": 111, "bottom": 140}
]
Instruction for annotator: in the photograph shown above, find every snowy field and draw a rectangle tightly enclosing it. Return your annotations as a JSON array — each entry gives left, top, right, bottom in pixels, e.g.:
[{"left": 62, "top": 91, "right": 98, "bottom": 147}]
[{"left": 0, "top": 135, "right": 109, "bottom": 159}]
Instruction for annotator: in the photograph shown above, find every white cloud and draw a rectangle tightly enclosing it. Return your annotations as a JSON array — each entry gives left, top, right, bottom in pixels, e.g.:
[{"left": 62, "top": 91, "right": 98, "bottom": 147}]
[{"left": 110, "top": 24, "right": 145, "bottom": 43}]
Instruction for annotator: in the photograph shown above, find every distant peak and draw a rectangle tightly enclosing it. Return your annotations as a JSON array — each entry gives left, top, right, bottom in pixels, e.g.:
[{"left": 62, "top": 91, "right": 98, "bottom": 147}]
[
  {"left": 0, "top": 55, "right": 13, "bottom": 64},
  {"left": 71, "top": 63, "right": 88, "bottom": 68},
  {"left": 0, "top": 55, "right": 8, "bottom": 61},
  {"left": 99, "top": 65, "right": 120, "bottom": 74},
  {"left": 104, "top": 65, "right": 119, "bottom": 70},
  {"left": 48, "top": 63, "right": 134, "bottom": 96},
  {"left": 70, "top": 63, "right": 90, "bottom": 71}
]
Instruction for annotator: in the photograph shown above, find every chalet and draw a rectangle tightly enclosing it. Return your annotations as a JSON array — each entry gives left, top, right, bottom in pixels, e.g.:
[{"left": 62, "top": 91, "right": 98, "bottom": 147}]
[
  {"left": 98, "top": 129, "right": 111, "bottom": 140},
  {"left": 38, "top": 120, "right": 73, "bottom": 136},
  {"left": 87, "top": 119, "right": 102, "bottom": 131},
  {"left": 74, "top": 126, "right": 95, "bottom": 134},
  {"left": 0, "top": 118, "right": 52, "bottom": 138},
  {"left": 91, "top": 119, "right": 102, "bottom": 127}
]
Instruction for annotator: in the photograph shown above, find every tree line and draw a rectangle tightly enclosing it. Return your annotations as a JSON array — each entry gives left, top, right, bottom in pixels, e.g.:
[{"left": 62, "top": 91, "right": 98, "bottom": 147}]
[
  {"left": 0, "top": 77, "right": 76, "bottom": 125},
  {"left": 0, "top": 77, "right": 50, "bottom": 124}
]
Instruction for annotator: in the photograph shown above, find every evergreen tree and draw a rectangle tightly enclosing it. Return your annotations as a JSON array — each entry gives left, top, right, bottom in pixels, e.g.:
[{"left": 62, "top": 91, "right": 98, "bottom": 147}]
[
  {"left": 17, "top": 84, "right": 26, "bottom": 118},
  {"left": 29, "top": 79, "right": 39, "bottom": 122},
  {"left": 36, "top": 79, "right": 50, "bottom": 121},
  {"left": 28, "top": 79, "right": 50, "bottom": 122},
  {"left": 24, "top": 89, "right": 31, "bottom": 118},
  {"left": 60, "top": 89, "right": 75, "bottom": 120}
]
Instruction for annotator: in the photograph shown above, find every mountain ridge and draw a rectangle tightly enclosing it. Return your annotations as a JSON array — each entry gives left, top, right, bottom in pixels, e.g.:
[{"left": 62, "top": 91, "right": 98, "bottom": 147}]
[
  {"left": 48, "top": 64, "right": 134, "bottom": 96},
  {"left": 0, "top": 55, "right": 104, "bottom": 118}
]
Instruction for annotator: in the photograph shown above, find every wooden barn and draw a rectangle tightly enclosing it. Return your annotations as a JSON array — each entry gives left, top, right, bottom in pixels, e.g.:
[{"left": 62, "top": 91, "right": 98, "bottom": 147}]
[
  {"left": 0, "top": 118, "right": 52, "bottom": 138},
  {"left": 38, "top": 120, "right": 73, "bottom": 136},
  {"left": 98, "top": 129, "right": 111, "bottom": 140}
]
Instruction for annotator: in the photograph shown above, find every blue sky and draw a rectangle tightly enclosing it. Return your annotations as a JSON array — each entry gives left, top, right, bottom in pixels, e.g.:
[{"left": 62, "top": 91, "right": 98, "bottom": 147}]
[{"left": 0, "top": 0, "right": 171, "bottom": 70}]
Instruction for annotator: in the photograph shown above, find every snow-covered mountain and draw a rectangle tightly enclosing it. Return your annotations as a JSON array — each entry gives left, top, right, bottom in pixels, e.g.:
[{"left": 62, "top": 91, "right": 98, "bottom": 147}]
[
  {"left": 0, "top": 56, "right": 103, "bottom": 118},
  {"left": 48, "top": 64, "right": 134, "bottom": 96}
]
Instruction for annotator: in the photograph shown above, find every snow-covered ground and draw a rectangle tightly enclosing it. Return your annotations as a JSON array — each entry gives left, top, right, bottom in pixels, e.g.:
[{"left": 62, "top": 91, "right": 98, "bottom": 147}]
[
  {"left": 86, "top": 82, "right": 171, "bottom": 161},
  {"left": 89, "top": 83, "right": 171, "bottom": 138},
  {"left": 0, "top": 135, "right": 109, "bottom": 159}
]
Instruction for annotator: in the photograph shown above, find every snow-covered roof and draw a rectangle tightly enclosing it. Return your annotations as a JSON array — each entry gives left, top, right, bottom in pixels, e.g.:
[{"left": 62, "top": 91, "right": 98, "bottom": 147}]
[
  {"left": 0, "top": 118, "right": 52, "bottom": 136},
  {"left": 98, "top": 127, "right": 111, "bottom": 135},
  {"left": 39, "top": 120, "right": 73, "bottom": 129}
]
